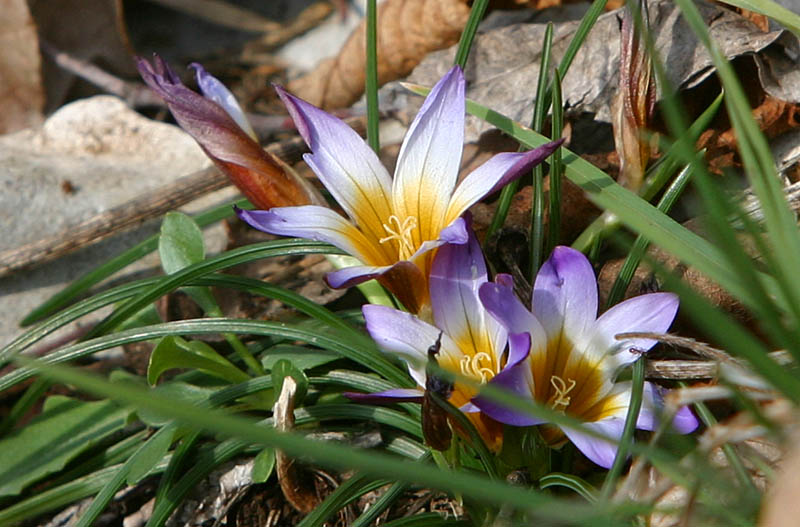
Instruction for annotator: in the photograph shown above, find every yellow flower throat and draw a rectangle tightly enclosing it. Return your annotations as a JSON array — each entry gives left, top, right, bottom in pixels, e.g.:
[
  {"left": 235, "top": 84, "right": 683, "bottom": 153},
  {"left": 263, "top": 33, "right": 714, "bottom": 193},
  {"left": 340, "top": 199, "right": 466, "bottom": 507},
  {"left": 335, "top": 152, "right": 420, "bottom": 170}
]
[{"left": 379, "top": 215, "right": 418, "bottom": 260}]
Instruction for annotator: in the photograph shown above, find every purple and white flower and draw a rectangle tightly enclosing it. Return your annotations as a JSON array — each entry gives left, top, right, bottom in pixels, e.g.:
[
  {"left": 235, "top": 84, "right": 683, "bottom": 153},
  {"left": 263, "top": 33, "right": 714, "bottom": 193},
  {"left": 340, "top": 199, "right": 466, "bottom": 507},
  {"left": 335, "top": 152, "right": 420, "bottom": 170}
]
[
  {"left": 236, "top": 66, "right": 563, "bottom": 315},
  {"left": 349, "top": 226, "right": 521, "bottom": 451},
  {"left": 475, "top": 246, "right": 698, "bottom": 467}
]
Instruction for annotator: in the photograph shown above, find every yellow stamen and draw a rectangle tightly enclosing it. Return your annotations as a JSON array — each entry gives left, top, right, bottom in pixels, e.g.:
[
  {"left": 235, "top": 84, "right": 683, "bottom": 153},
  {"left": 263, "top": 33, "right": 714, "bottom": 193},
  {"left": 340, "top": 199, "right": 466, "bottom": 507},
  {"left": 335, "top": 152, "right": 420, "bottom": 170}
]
[
  {"left": 548, "top": 375, "right": 577, "bottom": 412},
  {"left": 379, "top": 215, "right": 418, "bottom": 260},
  {"left": 459, "top": 352, "right": 495, "bottom": 383}
]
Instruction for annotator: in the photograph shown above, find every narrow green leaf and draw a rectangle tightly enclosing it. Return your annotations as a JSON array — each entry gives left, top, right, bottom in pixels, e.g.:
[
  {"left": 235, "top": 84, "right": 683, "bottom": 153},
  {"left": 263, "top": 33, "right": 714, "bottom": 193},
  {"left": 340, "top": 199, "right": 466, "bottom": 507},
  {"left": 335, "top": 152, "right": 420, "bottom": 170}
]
[
  {"left": 365, "top": 0, "right": 379, "bottom": 152},
  {"left": 86, "top": 239, "right": 343, "bottom": 338},
  {"left": 548, "top": 68, "right": 564, "bottom": 253},
  {"left": 605, "top": 160, "right": 694, "bottom": 308},
  {"left": 1, "top": 319, "right": 410, "bottom": 392},
  {"left": 297, "top": 473, "right": 387, "bottom": 527},
  {"left": 27, "top": 361, "right": 624, "bottom": 524},
  {"left": 600, "top": 358, "right": 645, "bottom": 500},
  {"left": 459, "top": 96, "right": 768, "bottom": 311},
  {"left": 453, "top": 0, "right": 490, "bottom": 68},
  {"left": 74, "top": 425, "right": 177, "bottom": 527},
  {"left": 530, "top": 22, "right": 554, "bottom": 278},
  {"left": 21, "top": 199, "right": 248, "bottom": 325},
  {"left": 539, "top": 473, "right": 598, "bottom": 503}
]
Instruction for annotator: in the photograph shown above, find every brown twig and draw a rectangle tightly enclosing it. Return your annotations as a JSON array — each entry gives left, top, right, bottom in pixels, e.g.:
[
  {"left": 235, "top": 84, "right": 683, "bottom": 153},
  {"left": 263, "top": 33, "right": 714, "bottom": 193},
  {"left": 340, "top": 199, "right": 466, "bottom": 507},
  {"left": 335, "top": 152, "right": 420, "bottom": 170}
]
[{"left": 39, "top": 40, "right": 163, "bottom": 108}]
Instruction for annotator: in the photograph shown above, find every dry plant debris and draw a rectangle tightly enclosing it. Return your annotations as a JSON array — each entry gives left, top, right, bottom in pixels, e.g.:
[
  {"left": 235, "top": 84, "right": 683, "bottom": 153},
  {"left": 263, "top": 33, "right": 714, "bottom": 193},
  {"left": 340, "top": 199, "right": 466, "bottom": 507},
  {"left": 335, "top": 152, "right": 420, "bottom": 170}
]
[{"left": 288, "top": 0, "right": 471, "bottom": 109}]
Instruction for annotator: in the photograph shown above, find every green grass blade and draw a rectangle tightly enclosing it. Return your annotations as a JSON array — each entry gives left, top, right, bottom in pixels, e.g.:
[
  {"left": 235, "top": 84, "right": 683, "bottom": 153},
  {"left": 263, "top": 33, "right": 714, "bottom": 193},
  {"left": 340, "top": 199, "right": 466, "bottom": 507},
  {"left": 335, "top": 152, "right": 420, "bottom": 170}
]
[
  {"left": 74, "top": 425, "right": 177, "bottom": 527},
  {"left": 600, "top": 358, "right": 645, "bottom": 501},
  {"left": 21, "top": 199, "right": 248, "bottom": 326},
  {"left": 548, "top": 69, "right": 564, "bottom": 253},
  {"left": 674, "top": 0, "right": 800, "bottom": 326},
  {"left": 365, "top": 0, "right": 379, "bottom": 152},
  {"left": 297, "top": 473, "right": 388, "bottom": 527},
  {"left": 453, "top": 0, "right": 490, "bottom": 69},
  {"left": 1, "top": 277, "right": 161, "bottom": 364},
  {"left": 556, "top": 0, "right": 608, "bottom": 80},
  {"left": 24, "top": 360, "right": 628, "bottom": 524},
  {"left": 0, "top": 318, "right": 410, "bottom": 392},
  {"left": 460, "top": 96, "right": 776, "bottom": 314},
  {"left": 86, "top": 239, "right": 343, "bottom": 338},
  {"left": 605, "top": 160, "right": 694, "bottom": 307},
  {"left": 530, "top": 22, "right": 554, "bottom": 278},
  {"left": 539, "top": 473, "right": 598, "bottom": 503}
]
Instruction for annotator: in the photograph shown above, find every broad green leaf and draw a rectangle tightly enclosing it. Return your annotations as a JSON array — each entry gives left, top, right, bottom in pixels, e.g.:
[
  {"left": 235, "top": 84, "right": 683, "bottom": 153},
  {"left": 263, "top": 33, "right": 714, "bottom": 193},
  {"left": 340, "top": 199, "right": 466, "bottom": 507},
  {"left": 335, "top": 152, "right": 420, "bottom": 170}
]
[
  {"left": 271, "top": 359, "right": 309, "bottom": 405},
  {"left": 0, "top": 396, "right": 127, "bottom": 497},
  {"left": 136, "top": 381, "right": 216, "bottom": 427},
  {"left": 158, "top": 211, "right": 217, "bottom": 314},
  {"left": 159, "top": 212, "right": 205, "bottom": 274},
  {"left": 261, "top": 345, "right": 341, "bottom": 371},
  {"left": 147, "top": 336, "right": 249, "bottom": 385},
  {"left": 252, "top": 448, "right": 276, "bottom": 483}
]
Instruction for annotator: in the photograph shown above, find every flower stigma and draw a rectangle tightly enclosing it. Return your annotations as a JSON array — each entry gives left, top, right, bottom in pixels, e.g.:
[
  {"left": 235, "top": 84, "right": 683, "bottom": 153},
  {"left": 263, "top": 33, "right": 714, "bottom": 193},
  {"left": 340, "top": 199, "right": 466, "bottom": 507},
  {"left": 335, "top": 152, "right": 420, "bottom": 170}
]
[
  {"left": 460, "top": 352, "right": 495, "bottom": 383},
  {"left": 548, "top": 375, "right": 577, "bottom": 413},
  {"left": 379, "top": 215, "right": 418, "bottom": 260}
]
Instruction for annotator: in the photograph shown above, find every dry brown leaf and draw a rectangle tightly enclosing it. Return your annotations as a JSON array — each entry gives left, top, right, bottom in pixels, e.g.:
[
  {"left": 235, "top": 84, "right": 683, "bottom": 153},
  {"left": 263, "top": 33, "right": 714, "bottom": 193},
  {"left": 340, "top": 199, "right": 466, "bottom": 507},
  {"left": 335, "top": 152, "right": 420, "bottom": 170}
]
[
  {"left": 287, "top": 0, "right": 470, "bottom": 109},
  {"left": 0, "top": 0, "right": 44, "bottom": 133}
]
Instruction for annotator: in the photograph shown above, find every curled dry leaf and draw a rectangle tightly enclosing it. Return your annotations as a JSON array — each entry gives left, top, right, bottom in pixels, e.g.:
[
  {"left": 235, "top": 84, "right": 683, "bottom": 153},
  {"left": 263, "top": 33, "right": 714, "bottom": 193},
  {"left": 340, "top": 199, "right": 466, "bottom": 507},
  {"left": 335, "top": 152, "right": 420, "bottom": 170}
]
[
  {"left": 0, "top": 0, "right": 44, "bottom": 133},
  {"left": 273, "top": 376, "right": 319, "bottom": 514},
  {"left": 287, "top": 0, "right": 470, "bottom": 109},
  {"left": 613, "top": 0, "right": 656, "bottom": 191}
]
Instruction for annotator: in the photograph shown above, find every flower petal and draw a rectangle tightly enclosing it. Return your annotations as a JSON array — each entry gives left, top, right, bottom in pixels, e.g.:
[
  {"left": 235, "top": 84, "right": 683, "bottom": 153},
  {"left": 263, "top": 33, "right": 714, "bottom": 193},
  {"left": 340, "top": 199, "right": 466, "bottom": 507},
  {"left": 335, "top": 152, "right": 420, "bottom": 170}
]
[
  {"left": 408, "top": 216, "right": 470, "bottom": 264},
  {"left": 587, "top": 292, "right": 679, "bottom": 370},
  {"left": 344, "top": 388, "right": 424, "bottom": 404},
  {"left": 479, "top": 276, "right": 546, "bottom": 340},
  {"left": 235, "top": 205, "right": 384, "bottom": 265},
  {"left": 430, "top": 227, "right": 505, "bottom": 364},
  {"left": 276, "top": 86, "right": 393, "bottom": 246},
  {"left": 563, "top": 418, "right": 625, "bottom": 468},
  {"left": 190, "top": 62, "right": 256, "bottom": 140},
  {"left": 393, "top": 66, "right": 465, "bottom": 243},
  {"left": 445, "top": 140, "right": 565, "bottom": 225},
  {"left": 363, "top": 304, "right": 444, "bottom": 386},
  {"left": 533, "top": 246, "right": 598, "bottom": 344},
  {"left": 637, "top": 382, "right": 699, "bottom": 433},
  {"left": 671, "top": 405, "right": 700, "bottom": 434}
]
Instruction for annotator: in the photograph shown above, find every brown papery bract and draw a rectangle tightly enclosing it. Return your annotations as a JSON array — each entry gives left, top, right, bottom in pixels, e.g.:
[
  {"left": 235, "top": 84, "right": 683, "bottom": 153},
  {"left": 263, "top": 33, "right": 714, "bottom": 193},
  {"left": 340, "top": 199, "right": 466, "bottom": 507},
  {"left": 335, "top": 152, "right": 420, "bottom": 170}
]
[{"left": 288, "top": 0, "right": 470, "bottom": 110}]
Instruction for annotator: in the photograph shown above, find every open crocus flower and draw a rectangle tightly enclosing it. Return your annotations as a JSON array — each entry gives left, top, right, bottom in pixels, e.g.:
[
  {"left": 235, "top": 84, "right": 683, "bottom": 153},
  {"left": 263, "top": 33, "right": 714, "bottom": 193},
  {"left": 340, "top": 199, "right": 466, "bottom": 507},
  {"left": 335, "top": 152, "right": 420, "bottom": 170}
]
[
  {"left": 348, "top": 226, "right": 526, "bottom": 452},
  {"left": 476, "top": 246, "right": 698, "bottom": 468},
  {"left": 137, "top": 55, "right": 321, "bottom": 210},
  {"left": 236, "top": 66, "right": 563, "bottom": 315}
]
